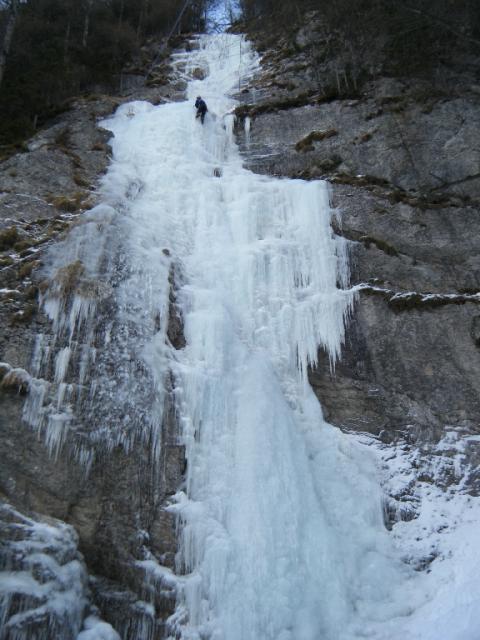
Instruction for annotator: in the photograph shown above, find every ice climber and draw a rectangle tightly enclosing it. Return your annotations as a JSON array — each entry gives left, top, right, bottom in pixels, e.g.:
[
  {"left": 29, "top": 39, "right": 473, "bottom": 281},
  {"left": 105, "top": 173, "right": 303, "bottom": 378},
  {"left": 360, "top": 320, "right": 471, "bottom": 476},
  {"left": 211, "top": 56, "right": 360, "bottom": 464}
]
[{"left": 195, "top": 96, "right": 208, "bottom": 124}]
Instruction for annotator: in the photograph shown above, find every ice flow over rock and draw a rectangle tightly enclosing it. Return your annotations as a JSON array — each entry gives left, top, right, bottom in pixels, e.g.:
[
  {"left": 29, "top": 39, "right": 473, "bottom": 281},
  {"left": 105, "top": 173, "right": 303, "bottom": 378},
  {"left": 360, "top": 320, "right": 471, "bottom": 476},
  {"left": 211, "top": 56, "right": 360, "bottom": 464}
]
[
  {"left": 119, "top": 34, "right": 415, "bottom": 640},
  {"left": 22, "top": 33, "right": 427, "bottom": 639}
]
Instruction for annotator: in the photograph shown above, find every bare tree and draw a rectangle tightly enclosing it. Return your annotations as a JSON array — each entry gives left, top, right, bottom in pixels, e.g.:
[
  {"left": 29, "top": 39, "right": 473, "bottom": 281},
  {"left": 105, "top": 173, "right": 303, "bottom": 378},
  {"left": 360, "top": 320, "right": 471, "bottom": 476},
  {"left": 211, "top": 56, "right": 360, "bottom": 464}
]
[
  {"left": 0, "top": 0, "right": 18, "bottom": 91},
  {"left": 82, "top": 0, "right": 94, "bottom": 47}
]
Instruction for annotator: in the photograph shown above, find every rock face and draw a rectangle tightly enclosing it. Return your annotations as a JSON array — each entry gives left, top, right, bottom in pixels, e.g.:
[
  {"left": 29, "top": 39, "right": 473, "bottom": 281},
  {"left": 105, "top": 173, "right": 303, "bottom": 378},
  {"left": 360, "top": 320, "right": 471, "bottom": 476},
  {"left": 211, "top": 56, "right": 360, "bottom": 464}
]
[
  {"left": 0, "top": 39, "right": 191, "bottom": 638},
  {"left": 235, "top": 14, "right": 480, "bottom": 488}
]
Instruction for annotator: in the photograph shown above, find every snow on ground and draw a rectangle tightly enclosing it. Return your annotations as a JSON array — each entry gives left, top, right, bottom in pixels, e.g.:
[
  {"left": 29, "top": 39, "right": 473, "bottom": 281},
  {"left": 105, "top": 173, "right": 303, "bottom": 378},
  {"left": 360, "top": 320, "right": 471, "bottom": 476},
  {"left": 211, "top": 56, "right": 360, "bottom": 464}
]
[{"left": 356, "top": 430, "right": 480, "bottom": 640}]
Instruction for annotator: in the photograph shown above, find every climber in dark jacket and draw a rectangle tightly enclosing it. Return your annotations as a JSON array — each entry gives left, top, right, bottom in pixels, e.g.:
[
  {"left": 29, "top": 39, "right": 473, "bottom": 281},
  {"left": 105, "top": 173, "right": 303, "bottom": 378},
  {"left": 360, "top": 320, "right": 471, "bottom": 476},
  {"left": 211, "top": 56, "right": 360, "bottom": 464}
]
[{"left": 195, "top": 96, "right": 208, "bottom": 124}]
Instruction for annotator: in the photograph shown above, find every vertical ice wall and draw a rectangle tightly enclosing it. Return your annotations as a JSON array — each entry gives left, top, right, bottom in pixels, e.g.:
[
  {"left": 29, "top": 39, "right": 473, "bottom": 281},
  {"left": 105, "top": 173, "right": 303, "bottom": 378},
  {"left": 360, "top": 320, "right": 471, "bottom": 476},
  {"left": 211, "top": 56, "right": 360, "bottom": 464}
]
[{"left": 149, "top": 35, "right": 415, "bottom": 640}]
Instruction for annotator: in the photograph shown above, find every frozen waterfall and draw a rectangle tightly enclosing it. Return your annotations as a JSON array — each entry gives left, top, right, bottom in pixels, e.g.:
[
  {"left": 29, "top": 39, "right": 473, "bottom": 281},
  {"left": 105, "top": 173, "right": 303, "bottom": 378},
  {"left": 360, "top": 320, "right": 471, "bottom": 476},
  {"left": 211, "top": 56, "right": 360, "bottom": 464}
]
[
  {"left": 22, "top": 33, "right": 427, "bottom": 640},
  {"left": 110, "top": 34, "right": 413, "bottom": 640}
]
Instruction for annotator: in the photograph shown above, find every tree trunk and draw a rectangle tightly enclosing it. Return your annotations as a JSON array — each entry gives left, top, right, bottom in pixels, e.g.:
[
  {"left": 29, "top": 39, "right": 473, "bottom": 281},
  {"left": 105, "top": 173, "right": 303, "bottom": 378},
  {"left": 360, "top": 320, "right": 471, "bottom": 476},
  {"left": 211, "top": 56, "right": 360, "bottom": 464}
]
[
  {"left": 82, "top": 0, "right": 93, "bottom": 48},
  {"left": 117, "top": 0, "right": 125, "bottom": 30},
  {"left": 136, "top": 0, "right": 148, "bottom": 41},
  {"left": 0, "top": 0, "right": 18, "bottom": 92},
  {"left": 64, "top": 20, "right": 71, "bottom": 65}
]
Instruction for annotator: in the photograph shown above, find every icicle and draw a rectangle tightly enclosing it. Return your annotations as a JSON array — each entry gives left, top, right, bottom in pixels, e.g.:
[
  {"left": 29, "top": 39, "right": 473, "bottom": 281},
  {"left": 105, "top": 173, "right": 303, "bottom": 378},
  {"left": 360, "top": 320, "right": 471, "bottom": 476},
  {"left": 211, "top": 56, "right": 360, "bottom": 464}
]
[
  {"left": 45, "top": 410, "right": 72, "bottom": 460},
  {"left": 31, "top": 334, "right": 46, "bottom": 377},
  {"left": 244, "top": 116, "right": 251, "bottom": 145},
  {"left": 54, "top": 347, "right": 71, "bottom": 383},
  {"left": 224, "top": 113, "right": 236, "bottom": 144}
]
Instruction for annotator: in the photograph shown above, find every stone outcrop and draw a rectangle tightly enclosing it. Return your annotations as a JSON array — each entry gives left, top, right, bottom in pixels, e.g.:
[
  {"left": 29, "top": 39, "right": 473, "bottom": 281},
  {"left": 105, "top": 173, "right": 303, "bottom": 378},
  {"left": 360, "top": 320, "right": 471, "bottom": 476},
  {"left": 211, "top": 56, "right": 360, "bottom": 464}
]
[
  {"left": 235, "top": 14, "right": 480, "bottom": 493},
  {"left": 0, "top": 500, "right": 89, "bottom": 640}
]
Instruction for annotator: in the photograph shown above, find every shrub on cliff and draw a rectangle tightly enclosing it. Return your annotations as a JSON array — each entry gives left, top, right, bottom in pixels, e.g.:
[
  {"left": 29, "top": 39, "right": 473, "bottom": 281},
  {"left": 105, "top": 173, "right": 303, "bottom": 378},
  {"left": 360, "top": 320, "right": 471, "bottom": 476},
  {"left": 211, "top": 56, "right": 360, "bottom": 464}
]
[{"left": 239, "top": 0, "right": 480, "bottom": 82}]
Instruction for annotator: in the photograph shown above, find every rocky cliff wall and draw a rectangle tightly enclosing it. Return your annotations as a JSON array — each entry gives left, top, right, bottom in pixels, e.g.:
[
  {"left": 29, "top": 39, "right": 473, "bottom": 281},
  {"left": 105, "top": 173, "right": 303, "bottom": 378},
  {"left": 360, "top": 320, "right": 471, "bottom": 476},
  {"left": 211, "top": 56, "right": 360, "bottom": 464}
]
[
  {"left": 234, "top": 13, "right": 480, "bottom": 498},
  {"left": 0, "top": 40, "right": 190, "bottom": 639}
]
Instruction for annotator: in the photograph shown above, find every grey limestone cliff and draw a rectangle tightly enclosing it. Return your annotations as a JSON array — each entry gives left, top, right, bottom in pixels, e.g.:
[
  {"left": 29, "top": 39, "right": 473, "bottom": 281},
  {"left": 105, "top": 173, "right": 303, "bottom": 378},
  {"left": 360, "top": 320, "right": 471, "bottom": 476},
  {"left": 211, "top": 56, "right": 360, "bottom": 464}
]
[
  {"left": 234, "top": 12, "right": 480, "bottom": 497},
  {"left": 0, "top": 39, "right": 189, "bottom": 639}
]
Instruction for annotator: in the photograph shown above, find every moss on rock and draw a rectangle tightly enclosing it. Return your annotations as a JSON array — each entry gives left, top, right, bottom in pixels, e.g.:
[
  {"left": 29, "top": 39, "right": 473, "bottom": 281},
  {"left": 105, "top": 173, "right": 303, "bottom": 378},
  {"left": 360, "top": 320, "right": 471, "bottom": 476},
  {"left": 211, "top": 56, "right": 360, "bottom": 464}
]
[
  {"left": 53, "top": 260, "right": 84, "bottom": 295},
  {"left": 13, "top": 240, "right": 34, "bottom": 253},
  {"left": 73, "top": 173, "right": 91, "bottom": 188},
  {"left": 0, "top": 227, "right": 19, "bottom": 251},
  {"left": 360, "top": 235, "right": 399, "bottom": 257},
  {"left": 50, "top": 192, "right": 88, "bottom": 212},
  {"left": 18, "top": 260, "right": 40, "bottom": 279},
  {"left": 9, "top": 303, "right": 37, "bottom": 325},
  {"left": 295, "top": 129, "right": 338, "bottom": 152}
]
